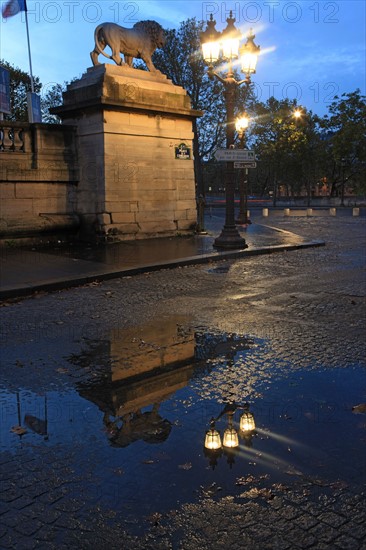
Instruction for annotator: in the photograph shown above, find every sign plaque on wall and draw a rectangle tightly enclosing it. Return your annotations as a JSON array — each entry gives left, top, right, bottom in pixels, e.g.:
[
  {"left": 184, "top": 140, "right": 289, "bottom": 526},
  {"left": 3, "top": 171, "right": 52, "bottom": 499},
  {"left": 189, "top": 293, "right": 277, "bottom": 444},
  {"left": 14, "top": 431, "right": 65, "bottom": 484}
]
[{"left": 175, "top": 143, "right": 191, "bottom": 160}]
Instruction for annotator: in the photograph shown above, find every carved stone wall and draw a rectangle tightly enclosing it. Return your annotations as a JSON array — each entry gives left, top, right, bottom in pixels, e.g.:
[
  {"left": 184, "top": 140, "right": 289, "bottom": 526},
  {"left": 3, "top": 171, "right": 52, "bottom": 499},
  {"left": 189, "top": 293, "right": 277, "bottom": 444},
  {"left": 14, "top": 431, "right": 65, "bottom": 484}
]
[{"left": 0, "top": 123, "right": 79, "bottom": 242}]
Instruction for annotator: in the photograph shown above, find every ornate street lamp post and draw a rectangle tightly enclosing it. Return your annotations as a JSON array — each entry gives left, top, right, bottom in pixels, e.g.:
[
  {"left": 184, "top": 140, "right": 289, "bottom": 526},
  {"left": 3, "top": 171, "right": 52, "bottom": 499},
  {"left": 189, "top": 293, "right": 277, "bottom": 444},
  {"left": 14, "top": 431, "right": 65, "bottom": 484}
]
[{"left": 201, "top": 13, "right": 260, "bottom": 249}]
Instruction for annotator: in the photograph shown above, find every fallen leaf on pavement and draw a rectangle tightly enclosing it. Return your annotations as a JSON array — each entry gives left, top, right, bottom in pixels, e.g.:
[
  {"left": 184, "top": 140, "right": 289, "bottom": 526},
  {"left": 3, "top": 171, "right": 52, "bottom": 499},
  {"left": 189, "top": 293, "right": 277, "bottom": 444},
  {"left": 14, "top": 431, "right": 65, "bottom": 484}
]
[
  {"left": 11, "top": 425, "right": 27, "bottom": 435},
  {"left": 178, "top": 462, "right": 192, "bottom": 470},
  {"left": 352, "top": 403, "right": 366, "bottom": 414}
]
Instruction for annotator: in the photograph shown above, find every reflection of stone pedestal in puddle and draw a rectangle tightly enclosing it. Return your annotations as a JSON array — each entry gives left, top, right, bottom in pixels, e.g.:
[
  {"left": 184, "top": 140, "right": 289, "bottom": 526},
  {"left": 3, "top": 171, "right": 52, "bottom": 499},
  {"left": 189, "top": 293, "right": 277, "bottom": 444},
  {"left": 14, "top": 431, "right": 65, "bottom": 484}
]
[
  {"left": 109, "top": 316, "right": 195, "bottom": 384},
  {"left": 78, "top": 316, "right": 196, "bottom": 447}
]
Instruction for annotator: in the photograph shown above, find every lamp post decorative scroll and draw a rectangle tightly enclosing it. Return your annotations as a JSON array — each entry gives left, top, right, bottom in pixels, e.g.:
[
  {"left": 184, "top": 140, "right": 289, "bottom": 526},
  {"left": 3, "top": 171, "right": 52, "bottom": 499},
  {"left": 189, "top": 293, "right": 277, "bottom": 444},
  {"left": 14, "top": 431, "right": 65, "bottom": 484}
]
[{"left": 200, "top": 13, "right": 260, "bottom": 249}]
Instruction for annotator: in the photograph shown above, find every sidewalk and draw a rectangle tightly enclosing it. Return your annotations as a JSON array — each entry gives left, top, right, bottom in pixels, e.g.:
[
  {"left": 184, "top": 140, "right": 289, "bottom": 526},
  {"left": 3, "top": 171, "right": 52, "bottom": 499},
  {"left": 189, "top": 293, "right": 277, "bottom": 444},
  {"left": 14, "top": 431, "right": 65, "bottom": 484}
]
[{"left": 0, "top": 220, "right": 324, "bottom": 299}]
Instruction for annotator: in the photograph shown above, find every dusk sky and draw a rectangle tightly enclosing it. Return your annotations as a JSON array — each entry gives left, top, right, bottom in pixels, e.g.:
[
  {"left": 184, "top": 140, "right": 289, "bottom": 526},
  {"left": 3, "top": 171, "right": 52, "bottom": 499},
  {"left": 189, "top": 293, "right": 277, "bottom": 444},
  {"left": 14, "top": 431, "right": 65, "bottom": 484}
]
[{"left": 1, "top": 0, "right": 365, "bottom": 115}]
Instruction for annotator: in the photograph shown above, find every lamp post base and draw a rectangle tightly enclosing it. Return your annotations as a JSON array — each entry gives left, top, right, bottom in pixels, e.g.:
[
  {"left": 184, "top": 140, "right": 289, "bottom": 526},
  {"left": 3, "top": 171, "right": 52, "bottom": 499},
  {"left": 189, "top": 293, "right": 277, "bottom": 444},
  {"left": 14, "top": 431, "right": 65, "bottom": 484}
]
[{"left": 213, "top": 226, "right": 248, "bottom": 249}]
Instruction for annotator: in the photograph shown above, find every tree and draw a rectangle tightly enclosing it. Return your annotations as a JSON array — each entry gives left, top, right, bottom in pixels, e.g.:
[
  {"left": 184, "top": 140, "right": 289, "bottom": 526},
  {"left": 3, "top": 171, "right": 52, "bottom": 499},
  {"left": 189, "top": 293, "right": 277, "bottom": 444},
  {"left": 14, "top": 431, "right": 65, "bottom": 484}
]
[
  {"left": 41, "top": 83, "right": 64, "bottom": 123},
  {"left": 0, "top": 60, "right": 71, "bottom": 123},
  {"left": 318, "top": 90, "right": 366, "bottom": 197},
  {"left": 151, "top": 18, "right": 256, "bottom": 196},
  {"left": 0, "top": 59, "right": 41, "bottom": 121},
  {"left": 151, "top": 18, "right": 222, "bottom": 195},
  {"left": 250, "top": 98, "right": 323, "bottom": 201}
]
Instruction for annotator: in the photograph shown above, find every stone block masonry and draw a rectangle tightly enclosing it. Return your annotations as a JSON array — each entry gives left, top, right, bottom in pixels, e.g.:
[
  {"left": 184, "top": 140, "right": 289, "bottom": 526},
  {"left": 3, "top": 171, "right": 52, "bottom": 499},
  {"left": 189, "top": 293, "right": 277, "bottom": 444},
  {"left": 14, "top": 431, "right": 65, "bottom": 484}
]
[{"left": 0, "top": 123, "right": 79, "bottom": 242}]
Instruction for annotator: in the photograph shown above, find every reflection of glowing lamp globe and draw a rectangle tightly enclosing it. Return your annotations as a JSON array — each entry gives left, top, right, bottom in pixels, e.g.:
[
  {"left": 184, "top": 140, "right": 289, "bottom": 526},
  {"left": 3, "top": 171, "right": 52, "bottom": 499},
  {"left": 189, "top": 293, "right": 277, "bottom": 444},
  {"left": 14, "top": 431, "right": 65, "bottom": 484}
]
[
  {"left": 204, "top": 420, "right": 222, "bottom": 450},
  {"left": 223, "top": 412, "right": 239, "bottom": 448},
  {"left": 240, "top": 405, "right": 256, "bottom": 433},
  {"left": 222, "top": 426, "right": 239, "bottom": 448}
]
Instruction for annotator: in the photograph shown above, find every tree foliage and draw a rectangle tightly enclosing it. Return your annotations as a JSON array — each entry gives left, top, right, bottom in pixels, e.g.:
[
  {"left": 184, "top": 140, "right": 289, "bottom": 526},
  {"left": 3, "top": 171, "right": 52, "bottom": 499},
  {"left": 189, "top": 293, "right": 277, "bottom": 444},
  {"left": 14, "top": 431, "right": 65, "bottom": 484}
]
[
  {"left": 153, "top": 19, "right": 225, "bottom": 156},
  {"left": 151, "top": 20, "right": 366, "bottom": 198},
  {"left": 249, "top": 98, "right": 323, "bottom": 200},
  {"left": 41, "top": 83, "right": 64, "bottom": 123},
  {"left": 151, "top": 18, "right": 257, "bottom": 194},
  {"left": 232, "top": 91, "right": 366, "bottom": 199},
  {"left": 1, "top": 59, "right": 67, "bottom": 123},
  {"left": 151, "top": 18, "right": 224, "bottom": 193},
  {"left": 0, "top": 59, "right": 41, "bottom": 121},
  {"left": 318, "top": 90, "right": 366, "bottom": 195}
]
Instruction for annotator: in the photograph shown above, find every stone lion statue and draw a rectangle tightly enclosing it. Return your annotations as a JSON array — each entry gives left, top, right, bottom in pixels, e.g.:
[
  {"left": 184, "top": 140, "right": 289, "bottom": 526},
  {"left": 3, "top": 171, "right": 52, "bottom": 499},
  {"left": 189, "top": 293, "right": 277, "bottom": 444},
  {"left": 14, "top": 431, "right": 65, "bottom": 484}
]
[{"left": 90, "top": 21, "right": 165, "bottom": 73}]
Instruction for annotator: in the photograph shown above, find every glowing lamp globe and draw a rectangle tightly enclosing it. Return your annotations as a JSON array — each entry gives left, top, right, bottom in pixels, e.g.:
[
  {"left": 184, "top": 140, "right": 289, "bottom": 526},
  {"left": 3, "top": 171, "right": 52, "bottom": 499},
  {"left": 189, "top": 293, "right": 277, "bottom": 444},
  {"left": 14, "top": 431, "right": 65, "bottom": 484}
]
[
  {"left": 221, "top": 12, "right": 241, "bottom": 60},
  {"left": 200, "top": 14, "right": 221, "bottom": 63},
  {"left": 222, "top": 38, "right": 240, "bottom": 60},
  {"left": 240, "top": 29, "right": 260, "bottom": 76},
  {"left": 202, "top": 41, "right": 221, "bottom": 64},
  {"left": 235, "top": 115, "right": 250, "bottom": 134}
]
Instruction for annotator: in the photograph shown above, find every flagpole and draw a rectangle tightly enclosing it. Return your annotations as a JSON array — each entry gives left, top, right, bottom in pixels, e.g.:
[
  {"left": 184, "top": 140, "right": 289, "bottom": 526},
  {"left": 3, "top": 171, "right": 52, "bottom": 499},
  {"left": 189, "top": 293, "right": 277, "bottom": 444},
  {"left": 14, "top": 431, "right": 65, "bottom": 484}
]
[{"left": 23, "top": 1, "right": 34, "bottom": 93}]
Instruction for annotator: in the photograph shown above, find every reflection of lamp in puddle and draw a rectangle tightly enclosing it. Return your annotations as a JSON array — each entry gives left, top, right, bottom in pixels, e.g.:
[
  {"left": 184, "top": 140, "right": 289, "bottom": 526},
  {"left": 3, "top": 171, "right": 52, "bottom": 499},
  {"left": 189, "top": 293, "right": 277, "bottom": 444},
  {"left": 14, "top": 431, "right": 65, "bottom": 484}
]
[
  {"left": 204, "top": 418, "right": 222, "bottom": 469},
  {"left": 222, "top": 412, "right": 239, "bottom": 448},
  {"left": 205, "top": 418, "right": 222, "bottom": 450},
  {"left": 203, "top": 403, "right": 256, "bottom": 468},
  {"left": 222, "top": 412, "right": 239, "bottom": 468},
  {"left": 239, "top": 403, "right": 256, "bottom": 447},
  {"left": 240, "top": 403, "right": 256, "bottom": 432}
]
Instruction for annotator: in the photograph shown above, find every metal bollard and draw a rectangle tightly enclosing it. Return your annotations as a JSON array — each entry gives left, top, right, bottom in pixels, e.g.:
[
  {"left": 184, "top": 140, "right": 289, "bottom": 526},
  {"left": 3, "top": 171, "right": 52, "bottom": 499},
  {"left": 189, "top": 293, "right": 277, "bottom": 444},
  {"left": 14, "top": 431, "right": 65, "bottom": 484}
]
[
  {"left": 262, "top": 208, "right": 269, "bottom": 217},
  {"left": 284, "top": 208, "right": 290, "bottom": 216},
  {"left": 330, "top": 208, "right": 336, "bottom": 216},
  {"left": 353, "top": 208, "right": 360, "bottom": 217}
]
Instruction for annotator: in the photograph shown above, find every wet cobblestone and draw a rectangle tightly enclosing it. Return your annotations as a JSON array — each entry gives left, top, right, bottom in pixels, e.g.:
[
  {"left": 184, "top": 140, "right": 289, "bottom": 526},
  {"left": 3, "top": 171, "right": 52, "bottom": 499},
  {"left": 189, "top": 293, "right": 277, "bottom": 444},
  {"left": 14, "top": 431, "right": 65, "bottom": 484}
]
[{"left": 1, "top": 217, "right": 365, "bottom": 548}]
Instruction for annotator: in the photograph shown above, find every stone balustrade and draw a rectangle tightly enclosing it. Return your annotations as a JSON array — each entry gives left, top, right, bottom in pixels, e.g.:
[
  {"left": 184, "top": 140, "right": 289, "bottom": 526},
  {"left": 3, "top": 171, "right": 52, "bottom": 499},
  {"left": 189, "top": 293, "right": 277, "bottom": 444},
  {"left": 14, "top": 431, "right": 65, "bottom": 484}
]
[{"left": 0, "top": 122, "right": 27, "bottom": 152}]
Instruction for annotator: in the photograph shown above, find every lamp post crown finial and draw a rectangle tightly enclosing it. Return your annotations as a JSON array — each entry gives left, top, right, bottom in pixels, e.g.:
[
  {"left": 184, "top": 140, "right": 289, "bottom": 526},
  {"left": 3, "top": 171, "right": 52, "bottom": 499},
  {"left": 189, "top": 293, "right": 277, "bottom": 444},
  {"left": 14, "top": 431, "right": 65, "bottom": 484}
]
[
  {"left": 202, "top": 14, "right": 220, "bottom": 38},
  {"left": 200, "top": 14, "right": 221, "bottom": 53},
  {"left": 223, "top": 10, "right": 240, "bottom": 38}
]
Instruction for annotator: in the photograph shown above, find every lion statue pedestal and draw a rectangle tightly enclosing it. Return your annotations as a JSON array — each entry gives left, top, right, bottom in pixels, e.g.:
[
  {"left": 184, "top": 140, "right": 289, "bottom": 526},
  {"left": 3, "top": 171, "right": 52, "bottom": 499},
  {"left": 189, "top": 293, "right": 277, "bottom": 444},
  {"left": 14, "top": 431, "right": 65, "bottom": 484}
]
[{"left": 53, "top": 63, "right": 201, "bottom": 242}]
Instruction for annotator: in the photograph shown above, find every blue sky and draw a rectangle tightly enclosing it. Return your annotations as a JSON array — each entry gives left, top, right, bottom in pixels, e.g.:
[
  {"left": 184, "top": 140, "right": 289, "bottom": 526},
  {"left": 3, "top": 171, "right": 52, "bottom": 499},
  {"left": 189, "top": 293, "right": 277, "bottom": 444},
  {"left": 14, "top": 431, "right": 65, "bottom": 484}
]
[{"left": 1, "top": 0, "right": 365, "bottom": 115}]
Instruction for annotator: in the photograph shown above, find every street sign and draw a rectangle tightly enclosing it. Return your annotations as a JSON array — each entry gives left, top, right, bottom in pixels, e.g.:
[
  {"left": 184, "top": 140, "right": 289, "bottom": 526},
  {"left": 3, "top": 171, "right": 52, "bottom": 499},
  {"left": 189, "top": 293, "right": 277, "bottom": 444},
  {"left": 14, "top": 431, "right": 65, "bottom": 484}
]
[
  {"left": 234, "top": 162, "right": 257, "bottom": 169},
  {"left": 175, "top": 142, "right": 191, "bottom": 160},
  {"left": 214, "top": 149, "right": 256, "bottom": 162}
]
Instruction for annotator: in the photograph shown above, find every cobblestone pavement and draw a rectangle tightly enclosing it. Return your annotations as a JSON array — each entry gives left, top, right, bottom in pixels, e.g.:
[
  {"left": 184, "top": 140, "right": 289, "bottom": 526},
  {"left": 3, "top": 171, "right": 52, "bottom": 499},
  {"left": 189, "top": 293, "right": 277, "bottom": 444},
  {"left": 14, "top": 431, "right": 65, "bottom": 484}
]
[{"left": 0, "top": 216, "right": 365, "bottom": 549}]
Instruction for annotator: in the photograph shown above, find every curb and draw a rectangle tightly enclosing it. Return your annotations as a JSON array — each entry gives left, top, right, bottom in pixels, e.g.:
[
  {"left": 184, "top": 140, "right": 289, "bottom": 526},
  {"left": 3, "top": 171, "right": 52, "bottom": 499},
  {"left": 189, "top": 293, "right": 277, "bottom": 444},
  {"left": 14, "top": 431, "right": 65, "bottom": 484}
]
[{"left": 0, "top": 240, "right": 325, "bottom": 300}]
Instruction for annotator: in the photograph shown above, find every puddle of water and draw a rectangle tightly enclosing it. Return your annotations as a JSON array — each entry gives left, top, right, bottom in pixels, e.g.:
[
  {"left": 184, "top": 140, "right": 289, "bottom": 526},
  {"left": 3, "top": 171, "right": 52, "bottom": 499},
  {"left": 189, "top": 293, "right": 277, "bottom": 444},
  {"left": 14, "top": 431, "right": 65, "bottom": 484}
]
[{"left": 1, "top": 318, "right": 365, "bottom": 532}]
